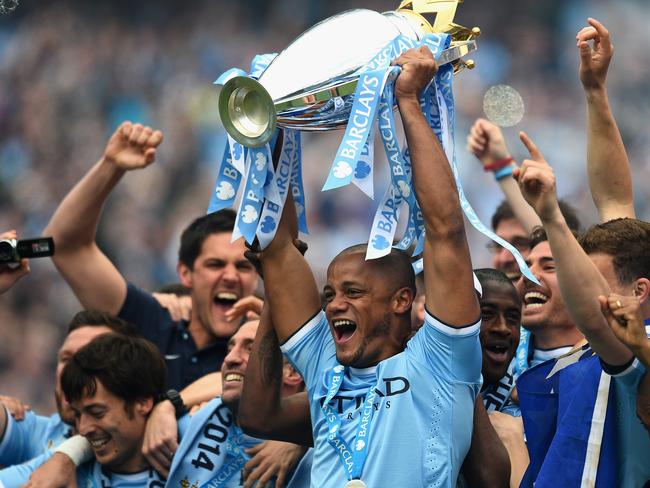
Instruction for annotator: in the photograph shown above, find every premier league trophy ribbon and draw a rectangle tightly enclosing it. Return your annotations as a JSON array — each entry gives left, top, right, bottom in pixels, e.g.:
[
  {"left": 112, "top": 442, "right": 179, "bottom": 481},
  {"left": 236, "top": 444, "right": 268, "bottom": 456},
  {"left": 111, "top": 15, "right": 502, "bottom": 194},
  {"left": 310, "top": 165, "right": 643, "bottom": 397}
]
[{"left": 210, "top": 0, "right": 538, "bottom": 283}]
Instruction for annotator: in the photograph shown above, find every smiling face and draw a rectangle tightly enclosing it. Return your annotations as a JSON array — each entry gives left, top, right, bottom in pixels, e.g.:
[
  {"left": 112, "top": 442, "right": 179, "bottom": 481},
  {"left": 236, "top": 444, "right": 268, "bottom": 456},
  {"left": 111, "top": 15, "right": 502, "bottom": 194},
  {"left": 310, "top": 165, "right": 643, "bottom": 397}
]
[
  {"left": 71, "top": 381, "right": 151, "bottom": 474},
  {"left": 55, "top": 326, "right": 113, "bottom": 425},
  {"left": 516, "top": 241, "right": 581, "bottom": 349},
  {"left": 220, "top": 321, "right": 258, "bottom": 411},
  {"left": 179, "top": 233, "right": 258, "bottom": 341},
  {"left": 323, "top": 252, "right": 412, "bottom": 368},
  {"left": 479, "top": 280, "right": 522, "bottom": 385}
]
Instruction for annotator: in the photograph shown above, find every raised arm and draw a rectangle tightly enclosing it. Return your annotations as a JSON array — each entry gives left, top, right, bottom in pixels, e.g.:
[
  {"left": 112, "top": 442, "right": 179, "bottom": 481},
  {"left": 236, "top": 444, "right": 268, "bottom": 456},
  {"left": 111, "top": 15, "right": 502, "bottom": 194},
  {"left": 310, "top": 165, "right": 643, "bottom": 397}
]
[
  {"left": 467, "top": 119, "right": 541, "bottom": 234},
  {"left": 514, "top": 132, "right": 631, "bottom": 366},
  {"left": 258, "top": 177, "right": 321, "bottom": 343},
  {"left": 395, "top": 47, "right": 479, "bottom": 325},
  {"left": 577, "top": 18, "right": 635, "bottom": 222},
  {"left": 239, "top": 304, "right": 312, "bottom": 446},
  {"left": 44, "top": 122, "right": 163, "bottom": 314}
]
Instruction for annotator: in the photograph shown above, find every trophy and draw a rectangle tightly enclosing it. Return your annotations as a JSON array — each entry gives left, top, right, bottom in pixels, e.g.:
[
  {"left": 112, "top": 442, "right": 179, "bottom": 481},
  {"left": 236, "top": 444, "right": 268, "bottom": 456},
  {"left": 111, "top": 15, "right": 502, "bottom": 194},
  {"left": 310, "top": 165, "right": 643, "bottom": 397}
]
[{"left": 216, "top": 0, "right": 480, "bottom": 147}]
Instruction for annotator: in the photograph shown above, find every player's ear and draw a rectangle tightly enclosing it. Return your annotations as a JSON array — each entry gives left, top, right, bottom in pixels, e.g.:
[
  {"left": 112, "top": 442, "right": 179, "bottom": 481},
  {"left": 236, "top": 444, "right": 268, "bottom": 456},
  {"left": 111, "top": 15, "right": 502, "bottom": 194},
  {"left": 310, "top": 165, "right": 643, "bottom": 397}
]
[
  {"left": 633, "top": 278, "right": 650, "bottom": 304},
  {"left": 392, "top": 287, "right": 414, "bottom": 315},
  {"left": 177, "top": 262, "right": 193, "bottom": 289}
]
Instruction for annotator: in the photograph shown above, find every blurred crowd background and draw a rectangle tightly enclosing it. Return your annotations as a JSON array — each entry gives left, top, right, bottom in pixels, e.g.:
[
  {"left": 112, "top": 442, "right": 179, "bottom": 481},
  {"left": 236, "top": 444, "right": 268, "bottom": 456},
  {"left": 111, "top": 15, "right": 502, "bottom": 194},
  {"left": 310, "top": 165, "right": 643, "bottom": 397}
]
[{"left": 0, "top": 0, "right": 648, "bottom": 413}]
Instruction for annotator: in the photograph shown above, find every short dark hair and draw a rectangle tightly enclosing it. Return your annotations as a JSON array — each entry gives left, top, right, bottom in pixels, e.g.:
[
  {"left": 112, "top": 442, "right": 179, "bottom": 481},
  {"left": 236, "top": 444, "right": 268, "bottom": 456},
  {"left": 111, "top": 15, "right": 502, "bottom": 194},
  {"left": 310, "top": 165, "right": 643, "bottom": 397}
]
[
  {"left": 61, "top": 334, "right": 167, "bottom": 406},
  {"left": 474, "top": 268, "right": 513, "bottom": 288},
  {"left": 335, "top": 244, "right": 416, "bottom": 296},
  {"left": 178, "top": 209, "right": 236, "bottom": 269},
  {"left": 491, "top": 200, "right": 582, "bottom": 233},
  {"left": 67, "top": 310, "right": 136, "bottom": 336},
  {"left": 579, "top": 218, "right": 650, "bottom": 285}
]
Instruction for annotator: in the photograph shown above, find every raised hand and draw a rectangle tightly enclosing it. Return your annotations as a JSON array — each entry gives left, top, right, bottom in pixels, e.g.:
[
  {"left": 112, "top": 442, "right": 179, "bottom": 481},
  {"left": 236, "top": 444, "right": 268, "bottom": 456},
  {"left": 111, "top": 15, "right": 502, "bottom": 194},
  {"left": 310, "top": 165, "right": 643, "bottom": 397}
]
[
  {"left": 142, "top": 400, "right": 178, "bottom": 478},
  {"left": 0, "top": 230, "right": 30, "bottom": 294},
  {"left": 598, "top": 293, "right": 649, "bottom": 361},
  {"left": 0, "top": 394, "right": 31, "bottom": 420},
  {"left": 103, "top": 122, "right": 163, "bottom": 170},
  {"left": 467, "top": 118, "right": 512, "bottom": 167},
  {"left": 225, "top": 295, "right": 264, "bottom": 323},
  {"left": 576, "top": 18, "right": 613, "bottom": 92},
  {"left": 513, "top": 132, "right": 561, "bottom": 223},
  {"left": 394, "top": 46, "right": 438, "bottom": 102}
]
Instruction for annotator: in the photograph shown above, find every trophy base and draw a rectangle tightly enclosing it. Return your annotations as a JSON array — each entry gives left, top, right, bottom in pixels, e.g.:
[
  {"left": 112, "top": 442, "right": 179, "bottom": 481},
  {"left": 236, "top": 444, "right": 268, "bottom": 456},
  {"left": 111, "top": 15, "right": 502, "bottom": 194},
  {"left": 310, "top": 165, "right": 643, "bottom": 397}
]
[{"left": 219, "top": 77, "right": 277, "bottom": 147}]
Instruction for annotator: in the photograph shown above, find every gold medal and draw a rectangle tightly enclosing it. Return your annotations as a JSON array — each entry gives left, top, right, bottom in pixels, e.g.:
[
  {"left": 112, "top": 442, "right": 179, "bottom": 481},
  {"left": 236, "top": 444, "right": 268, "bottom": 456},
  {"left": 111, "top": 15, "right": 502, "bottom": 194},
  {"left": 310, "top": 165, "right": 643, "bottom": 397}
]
[{"left": 345, "top": 480, "right": 367, "bottom": 488}]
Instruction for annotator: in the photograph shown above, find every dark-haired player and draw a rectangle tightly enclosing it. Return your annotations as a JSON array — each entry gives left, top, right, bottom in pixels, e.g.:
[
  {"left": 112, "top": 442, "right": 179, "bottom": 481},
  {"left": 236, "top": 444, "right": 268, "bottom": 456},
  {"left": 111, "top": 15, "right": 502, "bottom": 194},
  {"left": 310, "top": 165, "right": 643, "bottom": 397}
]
[{"left": 44, "top": 122, "right": 259, "bottom": 390}]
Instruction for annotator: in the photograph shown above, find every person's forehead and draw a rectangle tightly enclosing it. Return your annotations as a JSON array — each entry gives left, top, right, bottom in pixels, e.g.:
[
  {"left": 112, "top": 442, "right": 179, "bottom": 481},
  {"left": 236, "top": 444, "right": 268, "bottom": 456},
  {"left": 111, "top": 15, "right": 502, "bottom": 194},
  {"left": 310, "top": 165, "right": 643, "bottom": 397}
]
[
  {"left": 60, "top": 326, "right": 112, "bottom": 356},
  {"left": 528, "top": 241, "right": 553, "bottom": 262},
  {"left": 199, "top": 232, "right": 246, "bottom": 259},
  {"left": 327, "top": 252, "right": 373, "bottom": 283},
  {"left": 231, "top": 321, "right": 259, "bottom": 344},
  {"left": 73, "top": 380, "right": 117, "bottom": 408},
  {"left": 495, "top": 218, "right": 527, "bottom": 239},
  {"left": 481, "top": 281, "right": 521, "bottom": 308}
]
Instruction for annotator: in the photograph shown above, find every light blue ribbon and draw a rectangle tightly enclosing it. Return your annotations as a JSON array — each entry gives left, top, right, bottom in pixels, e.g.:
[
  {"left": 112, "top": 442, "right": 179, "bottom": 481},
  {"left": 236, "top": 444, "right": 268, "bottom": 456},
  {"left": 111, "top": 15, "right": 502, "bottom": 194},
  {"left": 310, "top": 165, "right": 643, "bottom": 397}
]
[
  {"left": 200, "top": 426, "right": 247, "bottom": 488},
  {"left": 322, "top": 68, "right": 391, "bottom": 191},
  {"left": 289, "top": 137, "right": 309, "bottom": 235},
  {"left": 208, "top": 143, "right": 243, "bottom": 215},
  {"left": 256, "top": 129, "right": 301, "bottom": 249},
  {"left": 513, "top": 327, "right": 532, "bottom": 378},
  {"left": 322, "top": 365, "right": 379, "bottom": 482},
  {"left": 433, "top": 60, "right": 538, "bottom": 284}
]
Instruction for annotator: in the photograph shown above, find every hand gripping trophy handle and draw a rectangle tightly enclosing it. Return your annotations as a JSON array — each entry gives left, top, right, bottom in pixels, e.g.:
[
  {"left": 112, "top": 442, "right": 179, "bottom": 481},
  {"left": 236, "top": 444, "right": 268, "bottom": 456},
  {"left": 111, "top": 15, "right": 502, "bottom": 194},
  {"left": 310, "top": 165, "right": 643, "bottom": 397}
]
[{"left": 218, "top": 0, "right": 479, "bottom": 147}]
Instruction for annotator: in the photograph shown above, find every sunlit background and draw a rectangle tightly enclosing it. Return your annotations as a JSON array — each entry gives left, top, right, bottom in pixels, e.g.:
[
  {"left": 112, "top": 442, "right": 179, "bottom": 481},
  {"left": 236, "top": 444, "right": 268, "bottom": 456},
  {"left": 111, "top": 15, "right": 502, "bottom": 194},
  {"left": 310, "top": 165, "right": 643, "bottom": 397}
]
[{"left": 0, "top": 0, "right": 648, "bottom": 412}]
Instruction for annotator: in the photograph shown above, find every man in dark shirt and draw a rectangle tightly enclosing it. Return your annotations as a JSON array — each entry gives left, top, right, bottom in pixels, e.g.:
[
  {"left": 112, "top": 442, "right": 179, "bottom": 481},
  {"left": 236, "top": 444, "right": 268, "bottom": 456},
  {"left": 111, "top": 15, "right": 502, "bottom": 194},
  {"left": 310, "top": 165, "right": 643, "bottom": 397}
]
[{"left": 44, "top": 122, "right": 259, "bottom": 390}]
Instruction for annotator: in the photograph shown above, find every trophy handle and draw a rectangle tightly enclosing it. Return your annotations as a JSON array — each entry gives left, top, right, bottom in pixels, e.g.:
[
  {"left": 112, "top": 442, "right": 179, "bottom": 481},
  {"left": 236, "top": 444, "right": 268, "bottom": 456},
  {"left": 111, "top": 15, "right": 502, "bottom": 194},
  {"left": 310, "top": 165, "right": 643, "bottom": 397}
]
[{"left": 218, "top": 77, "right": 277, "bottom": 147}]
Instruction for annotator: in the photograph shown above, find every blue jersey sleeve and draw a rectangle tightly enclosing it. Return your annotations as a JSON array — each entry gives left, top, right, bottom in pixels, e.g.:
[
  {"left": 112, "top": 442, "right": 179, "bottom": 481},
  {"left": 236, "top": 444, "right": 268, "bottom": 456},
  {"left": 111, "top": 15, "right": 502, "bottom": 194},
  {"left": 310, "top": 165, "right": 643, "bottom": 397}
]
[
  {"left": 0, "top": 410, "right": 52, "bottom": 466},
  {"left": 407, "top": 309, "right": 482, "bottom": 385},
  {"left": 611, "top": 358, "right": 646, "bottom": 395},
  {"left": 279, "top": 311, "right": 335, "bottom": 389},
  {"left": 118, "top": 282, "right": 174, "bottom": 342},
  {"left": 0, "top": 451, "right": 52, "bottom": 488}
]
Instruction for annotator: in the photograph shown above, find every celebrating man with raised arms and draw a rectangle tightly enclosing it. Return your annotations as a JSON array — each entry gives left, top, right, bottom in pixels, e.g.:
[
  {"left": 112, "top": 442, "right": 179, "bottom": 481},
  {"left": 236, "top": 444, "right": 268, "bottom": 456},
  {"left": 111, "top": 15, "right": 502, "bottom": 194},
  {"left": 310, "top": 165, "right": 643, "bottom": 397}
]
[{"left": 258, "top": 46, "right": 481, "bottom": 487}]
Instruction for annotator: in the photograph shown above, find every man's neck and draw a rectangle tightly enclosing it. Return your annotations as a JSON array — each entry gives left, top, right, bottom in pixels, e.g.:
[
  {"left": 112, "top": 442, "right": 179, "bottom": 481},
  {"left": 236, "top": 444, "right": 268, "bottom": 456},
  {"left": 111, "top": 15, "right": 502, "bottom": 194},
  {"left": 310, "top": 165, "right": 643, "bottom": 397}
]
[
  {"left": 187, "top": 318, "right": 215, "bottom": 350},
  {"left": 108, "top": 452, "right": 149, "bottom": 475},
  {"left": 530, "top": 324, "right": 584, "bottom": 351}
]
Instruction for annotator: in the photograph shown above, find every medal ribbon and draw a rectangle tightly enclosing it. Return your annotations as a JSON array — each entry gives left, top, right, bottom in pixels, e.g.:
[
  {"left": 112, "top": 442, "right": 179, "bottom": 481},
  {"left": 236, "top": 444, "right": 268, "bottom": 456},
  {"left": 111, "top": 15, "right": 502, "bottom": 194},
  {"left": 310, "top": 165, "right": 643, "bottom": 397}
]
[
  {"left": 322, "top": 365, "right": 379, "bottom": 482},
  {"left": 513, "top": 327, "right": 532, "bottom": 378},
  {"left": 200, "top": 426, "right": 247, "bottom": 488}
]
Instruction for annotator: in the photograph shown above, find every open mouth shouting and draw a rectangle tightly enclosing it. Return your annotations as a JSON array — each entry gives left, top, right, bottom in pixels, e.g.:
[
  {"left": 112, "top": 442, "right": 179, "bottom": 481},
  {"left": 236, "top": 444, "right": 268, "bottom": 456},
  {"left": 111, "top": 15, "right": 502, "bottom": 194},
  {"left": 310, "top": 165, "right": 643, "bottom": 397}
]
[
  {"left": 484, "top": 341, "right": 512, "bottom": 364},
  {"left": 213, "top": 292, "right": 240, "bottom": 312},
  {"left": 523, "top": 291, "right": 549, "bottom": 311},
  {"left": 331, "top": 319, "right": 358, "bottom": 344}
]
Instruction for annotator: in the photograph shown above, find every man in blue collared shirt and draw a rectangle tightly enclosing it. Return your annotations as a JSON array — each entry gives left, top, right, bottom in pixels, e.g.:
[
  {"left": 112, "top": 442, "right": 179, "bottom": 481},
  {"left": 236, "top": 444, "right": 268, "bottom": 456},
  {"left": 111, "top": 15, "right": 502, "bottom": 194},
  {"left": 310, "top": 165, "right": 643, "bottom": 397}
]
[{"left": 44, "top": 122, "right": 260, "bottom": 390}]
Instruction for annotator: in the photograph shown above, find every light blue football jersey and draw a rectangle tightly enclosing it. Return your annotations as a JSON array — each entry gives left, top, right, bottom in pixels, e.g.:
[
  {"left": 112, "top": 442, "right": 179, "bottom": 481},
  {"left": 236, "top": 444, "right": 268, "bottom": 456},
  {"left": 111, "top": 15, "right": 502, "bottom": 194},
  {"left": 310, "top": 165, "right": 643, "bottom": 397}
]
[
  {"left": 609, "top": 357, "right": 650, "bottom": 487},
  {"left": 280, "top": 310, "right": 482, "bottom": 488},
  {"left": 0, "top": 410, "right": 70, "bottom": 466}
]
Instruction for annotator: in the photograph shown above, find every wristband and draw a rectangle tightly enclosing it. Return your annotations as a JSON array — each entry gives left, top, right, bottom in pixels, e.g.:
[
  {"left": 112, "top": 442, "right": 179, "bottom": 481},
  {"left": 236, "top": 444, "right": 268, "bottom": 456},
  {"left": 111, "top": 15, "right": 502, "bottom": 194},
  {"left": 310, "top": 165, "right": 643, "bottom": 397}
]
[
  {"left": 494, "top": 165, "right": 515, "bottom": 181},
  {"left": 156, "top": 389, "right": 188, "bottom": 419},
  {"left": 53, "top": 435, "right": 93, "bottom": 466},
  {"left": 483, "top": 157, "right": 514, "bottom": 172}
]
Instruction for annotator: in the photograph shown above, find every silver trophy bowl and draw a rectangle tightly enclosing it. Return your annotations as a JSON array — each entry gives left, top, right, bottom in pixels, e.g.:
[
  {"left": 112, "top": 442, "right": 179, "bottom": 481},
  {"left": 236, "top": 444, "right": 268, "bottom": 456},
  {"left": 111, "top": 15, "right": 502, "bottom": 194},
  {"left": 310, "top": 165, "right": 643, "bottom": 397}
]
[{"left": 218, "top": 5, "right": 479, "bottom": 147}]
